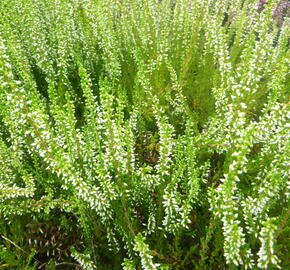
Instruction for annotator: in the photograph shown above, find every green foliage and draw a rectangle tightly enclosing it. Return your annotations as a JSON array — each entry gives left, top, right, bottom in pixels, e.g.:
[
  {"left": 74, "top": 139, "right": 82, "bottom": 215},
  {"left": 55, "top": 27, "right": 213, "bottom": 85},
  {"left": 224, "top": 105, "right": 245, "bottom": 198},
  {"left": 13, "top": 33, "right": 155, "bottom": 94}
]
[{"left": 0, "top": 0, "right": 289, "bottom": 269}]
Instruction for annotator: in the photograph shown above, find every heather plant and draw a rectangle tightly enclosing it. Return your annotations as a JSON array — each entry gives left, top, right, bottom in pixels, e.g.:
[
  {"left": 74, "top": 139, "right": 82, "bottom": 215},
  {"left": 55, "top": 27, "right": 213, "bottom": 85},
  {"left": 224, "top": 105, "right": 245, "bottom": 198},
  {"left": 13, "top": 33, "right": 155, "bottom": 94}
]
[{"left": 0, "top": 0, "right": 289, "bottom": 269}]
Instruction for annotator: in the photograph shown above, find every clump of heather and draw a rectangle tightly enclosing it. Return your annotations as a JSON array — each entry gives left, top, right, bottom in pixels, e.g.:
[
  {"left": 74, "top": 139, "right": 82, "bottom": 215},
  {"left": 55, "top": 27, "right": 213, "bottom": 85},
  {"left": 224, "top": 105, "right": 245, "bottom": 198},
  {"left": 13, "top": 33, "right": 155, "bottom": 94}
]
[
  {"left": 258, "top": 0, "right": 289, "bottom": 26},
  {"left": 273, "top": 0, "right": 290, "bottom": 26},
  {"left": 0, "top": 0, "right": 289, "bottom": 269},
  {"left": 257, "top": 0, "right": 268, "bottom": 10}
]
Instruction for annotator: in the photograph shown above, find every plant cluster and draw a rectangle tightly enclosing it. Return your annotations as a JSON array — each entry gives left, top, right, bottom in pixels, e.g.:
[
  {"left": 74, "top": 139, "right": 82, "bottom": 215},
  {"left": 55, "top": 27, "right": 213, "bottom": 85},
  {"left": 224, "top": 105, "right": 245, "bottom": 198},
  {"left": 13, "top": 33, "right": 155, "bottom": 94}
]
[{"left": 0, "top": 0, "right": 289, "bottom": 269}]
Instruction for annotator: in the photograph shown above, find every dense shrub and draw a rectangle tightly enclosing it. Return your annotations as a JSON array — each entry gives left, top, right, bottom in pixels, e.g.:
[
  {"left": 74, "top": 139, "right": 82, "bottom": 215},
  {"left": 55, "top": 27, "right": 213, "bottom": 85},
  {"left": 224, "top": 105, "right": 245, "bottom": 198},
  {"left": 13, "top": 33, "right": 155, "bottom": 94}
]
[{"left": 0, "top": 0, "right": 289, "bottom": 269}]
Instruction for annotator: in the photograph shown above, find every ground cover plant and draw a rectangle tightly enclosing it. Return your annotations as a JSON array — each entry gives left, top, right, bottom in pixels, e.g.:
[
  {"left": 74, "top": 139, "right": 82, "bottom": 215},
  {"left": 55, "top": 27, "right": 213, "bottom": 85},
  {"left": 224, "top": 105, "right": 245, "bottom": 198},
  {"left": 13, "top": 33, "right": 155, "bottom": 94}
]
[{"left": 0, "top": 0, "right": 289, "bottom": 269}]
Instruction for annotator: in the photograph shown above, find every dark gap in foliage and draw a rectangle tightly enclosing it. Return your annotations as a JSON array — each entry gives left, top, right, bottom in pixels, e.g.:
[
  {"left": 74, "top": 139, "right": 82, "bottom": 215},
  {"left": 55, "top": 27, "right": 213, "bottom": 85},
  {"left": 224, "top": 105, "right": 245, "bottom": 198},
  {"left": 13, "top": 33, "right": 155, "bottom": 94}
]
[
  {"left": 30, "top": 63, "right": 49, "bottom": 100},
  {"left": 25, "top": 211, "right": 83, "bottom": 268}
]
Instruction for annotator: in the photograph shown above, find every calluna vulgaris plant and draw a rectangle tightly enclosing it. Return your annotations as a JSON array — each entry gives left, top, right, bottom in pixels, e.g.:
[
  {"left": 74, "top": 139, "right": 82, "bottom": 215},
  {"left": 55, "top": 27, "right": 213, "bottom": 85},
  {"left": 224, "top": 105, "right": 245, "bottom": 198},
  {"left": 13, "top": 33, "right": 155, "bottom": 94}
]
[{"left": 0, "top": 0, "right": 289, "bottom": 269}]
